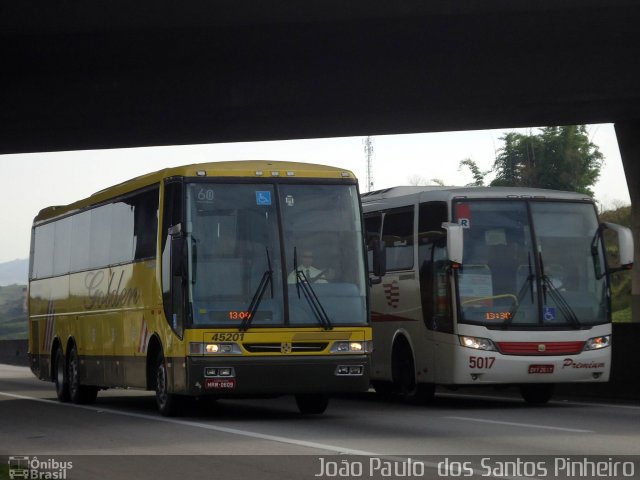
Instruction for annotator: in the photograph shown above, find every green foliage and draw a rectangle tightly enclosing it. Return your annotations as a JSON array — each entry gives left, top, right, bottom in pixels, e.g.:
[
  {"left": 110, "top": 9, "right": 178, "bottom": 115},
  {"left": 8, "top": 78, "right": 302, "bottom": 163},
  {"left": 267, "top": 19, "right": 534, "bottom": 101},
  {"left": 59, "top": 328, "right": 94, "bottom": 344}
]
[
  {"left": 600, "top": 205, "right": 631, "bottom": 226},
  {"left": 599, "top": 206, "right": 632, "bottom": 322},
  {"left": 491, "top": 126, "right": 604, "bottom": 195},
  {"left": 613, "top": 307, "right": 632, "bottom": 323},
  {"left": 458, "top": 158, "right": 489, "bottom": 186},
  {"left": 0, "top": 284, "right": 27, "bottom": 339}
]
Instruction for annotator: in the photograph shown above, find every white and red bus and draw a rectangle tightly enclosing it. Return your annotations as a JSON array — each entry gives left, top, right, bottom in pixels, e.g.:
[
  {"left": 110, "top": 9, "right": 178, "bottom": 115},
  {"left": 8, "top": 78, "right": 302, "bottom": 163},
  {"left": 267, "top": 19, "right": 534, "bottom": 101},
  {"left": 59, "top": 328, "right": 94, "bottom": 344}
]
[{"left": 362, "top": 186, "right": 632, "bottom": 404}]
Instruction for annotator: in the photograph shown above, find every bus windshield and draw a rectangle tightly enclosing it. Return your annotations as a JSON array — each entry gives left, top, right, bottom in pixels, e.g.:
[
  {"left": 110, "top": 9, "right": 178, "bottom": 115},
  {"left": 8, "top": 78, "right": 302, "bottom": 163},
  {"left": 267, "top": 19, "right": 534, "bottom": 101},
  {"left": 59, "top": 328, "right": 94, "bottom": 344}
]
[
  {"left": 454, "top": 200, "right": 607, "bottom": 329},
  {"left": 186, "top": 182, "right": 367, "bottom": 327}
]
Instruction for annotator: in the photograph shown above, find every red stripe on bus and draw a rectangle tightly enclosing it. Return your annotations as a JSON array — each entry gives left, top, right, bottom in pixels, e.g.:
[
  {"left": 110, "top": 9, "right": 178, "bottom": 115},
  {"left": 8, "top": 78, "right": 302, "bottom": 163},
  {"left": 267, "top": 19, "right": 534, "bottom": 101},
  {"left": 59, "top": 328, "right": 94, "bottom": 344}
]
[
  {"left": 496, "top": 341, "right": 585, "bottom": 355},
  {"left": 371, "top": 312, "right": 418, "bottom": 323}
]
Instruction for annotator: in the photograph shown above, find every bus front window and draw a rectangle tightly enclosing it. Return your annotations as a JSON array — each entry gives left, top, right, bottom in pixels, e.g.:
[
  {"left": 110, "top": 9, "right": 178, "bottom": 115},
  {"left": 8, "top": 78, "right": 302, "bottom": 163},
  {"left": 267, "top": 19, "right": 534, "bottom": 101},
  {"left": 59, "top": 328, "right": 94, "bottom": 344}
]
[
  {"left": 455, "top": 201, "right": 538, "bottom": 327},
  {"left": 455, "top": 200, "right": 608, "bottom": 328},
  {"left": 530, "top": 202, "right": 607, "bottom": 326},
  {"left": 185, "top": 182, "right": 367, "bottom": 328},
  {"left": 186, "top": 184, "right": 285, "bottom": 326},
  {"left": 281, "top": 185, "right": 368, "bottom": 326}
]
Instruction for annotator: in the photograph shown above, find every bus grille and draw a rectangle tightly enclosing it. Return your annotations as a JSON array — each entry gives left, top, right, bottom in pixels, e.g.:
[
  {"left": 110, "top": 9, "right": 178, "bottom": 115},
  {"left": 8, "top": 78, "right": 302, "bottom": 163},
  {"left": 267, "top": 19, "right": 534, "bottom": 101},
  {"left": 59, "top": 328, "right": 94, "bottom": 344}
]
[
  {"left": 496, "top": 341, "right": 585, "bottom": 356},
  {"left": 243, "top": 342, "right": 329, "bottom": 353}
]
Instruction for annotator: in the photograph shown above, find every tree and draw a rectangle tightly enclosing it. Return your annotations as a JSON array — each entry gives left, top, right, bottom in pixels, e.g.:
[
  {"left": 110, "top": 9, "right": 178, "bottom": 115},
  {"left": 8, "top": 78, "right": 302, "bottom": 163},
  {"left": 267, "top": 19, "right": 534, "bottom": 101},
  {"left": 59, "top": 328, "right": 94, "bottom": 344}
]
[
  {"left": 407, "top": 174, "right": 445, "bottom": 186},
  {"left": 491, "top": 126, "right": 604, "bottom": 195},
  {"left": 458, "top": 158, "right": 489, "bottom": 186}
]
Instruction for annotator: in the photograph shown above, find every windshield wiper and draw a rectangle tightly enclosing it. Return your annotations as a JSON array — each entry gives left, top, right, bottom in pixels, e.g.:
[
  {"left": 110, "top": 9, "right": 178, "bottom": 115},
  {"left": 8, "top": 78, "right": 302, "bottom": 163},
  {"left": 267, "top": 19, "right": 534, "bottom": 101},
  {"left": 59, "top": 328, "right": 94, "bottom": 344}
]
[
  {"left": 239, "top": 248, "right": 273, "bottom": 332},
  {"left": 540, "top": 275, "right": 580, "bottom": 328},
  {"left": 293, "top": 247, "right": 332, "bottom": 330},
  {"left": 539, "top": 252, "right": 581, "bottom": 328}
]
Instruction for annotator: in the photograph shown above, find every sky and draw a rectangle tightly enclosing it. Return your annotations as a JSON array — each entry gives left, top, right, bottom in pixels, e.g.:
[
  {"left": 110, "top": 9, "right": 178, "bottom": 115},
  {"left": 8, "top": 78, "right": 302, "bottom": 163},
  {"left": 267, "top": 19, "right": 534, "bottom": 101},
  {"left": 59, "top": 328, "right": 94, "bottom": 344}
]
[{"left": 0, "top": 123, "right": 629, "bottom": 264}]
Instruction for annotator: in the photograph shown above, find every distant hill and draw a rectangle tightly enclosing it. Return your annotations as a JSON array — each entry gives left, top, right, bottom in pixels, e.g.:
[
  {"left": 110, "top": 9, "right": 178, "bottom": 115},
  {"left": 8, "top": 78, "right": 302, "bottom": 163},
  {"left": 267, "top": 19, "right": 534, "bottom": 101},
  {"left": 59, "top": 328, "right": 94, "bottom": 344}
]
[{"left": 0, "top": 258, "right": 28, "bottom": 286}]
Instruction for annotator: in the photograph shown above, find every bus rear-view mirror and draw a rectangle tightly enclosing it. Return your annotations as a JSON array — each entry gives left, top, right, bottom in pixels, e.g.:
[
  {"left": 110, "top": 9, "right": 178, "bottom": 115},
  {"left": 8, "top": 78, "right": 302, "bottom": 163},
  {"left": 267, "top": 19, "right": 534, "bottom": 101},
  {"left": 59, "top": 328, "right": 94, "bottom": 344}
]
[{"left": 442, "top": 222, "right": 464, "bottom": 265}]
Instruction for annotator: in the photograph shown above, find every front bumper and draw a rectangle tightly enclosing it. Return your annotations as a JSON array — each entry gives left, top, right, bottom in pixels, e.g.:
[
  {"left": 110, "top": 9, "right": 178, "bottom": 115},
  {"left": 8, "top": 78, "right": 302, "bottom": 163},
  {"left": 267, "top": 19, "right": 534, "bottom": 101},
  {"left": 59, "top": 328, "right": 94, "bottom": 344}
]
[{"left": 185, "top": 354, "right": 370, "bottom": 396}]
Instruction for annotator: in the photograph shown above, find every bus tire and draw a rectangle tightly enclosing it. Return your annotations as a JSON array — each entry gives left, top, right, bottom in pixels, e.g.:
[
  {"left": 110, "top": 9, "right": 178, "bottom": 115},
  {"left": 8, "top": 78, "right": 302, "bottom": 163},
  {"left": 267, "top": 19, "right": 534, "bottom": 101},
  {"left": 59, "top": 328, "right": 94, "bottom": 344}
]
[
  {"left": 520, "top": 384, "right": 554, "bottom": 404},
  {"left": 68, "top": 344, "right": 98, "bottom": 405},
  {"left": 295, "top": 394, "right": 329, "bottom": 414},
  {"left": 53, "top": 346, "right": 70, "bottom": 402},
  {"left": 393, "top": 342, "right": 417, "bottom": 400},
  {"left": 392, "top": 344, "right": 435, "bottom": 404},
  {"left": 155, "top": 352, "right": 182, "bottom": 416}
]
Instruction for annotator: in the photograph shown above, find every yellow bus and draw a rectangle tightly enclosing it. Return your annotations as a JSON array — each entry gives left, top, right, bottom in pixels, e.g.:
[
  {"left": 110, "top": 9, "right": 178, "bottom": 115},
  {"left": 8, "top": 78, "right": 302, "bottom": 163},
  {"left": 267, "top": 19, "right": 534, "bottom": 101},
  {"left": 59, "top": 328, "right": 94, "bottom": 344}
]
[{"left": 28, "top": 161, "right": 371, "bottom": 415}]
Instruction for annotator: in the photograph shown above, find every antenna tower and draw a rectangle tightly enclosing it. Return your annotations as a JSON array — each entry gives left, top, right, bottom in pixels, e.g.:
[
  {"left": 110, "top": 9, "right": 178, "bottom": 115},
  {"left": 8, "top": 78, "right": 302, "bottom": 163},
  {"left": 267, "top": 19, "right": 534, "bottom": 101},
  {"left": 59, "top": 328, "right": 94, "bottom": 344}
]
[{"left": 363, "top": 136, "right": 374, "bottom": 192}]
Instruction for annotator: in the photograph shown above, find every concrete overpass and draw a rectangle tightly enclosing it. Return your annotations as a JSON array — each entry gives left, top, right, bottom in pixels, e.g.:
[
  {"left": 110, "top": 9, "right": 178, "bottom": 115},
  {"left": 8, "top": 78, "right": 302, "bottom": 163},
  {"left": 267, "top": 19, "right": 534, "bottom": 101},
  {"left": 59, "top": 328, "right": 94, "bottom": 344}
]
[
  {"left": 2, "top": 0, "right": 640, "bottom": 312},
  {"left": 2, "top": 0, "right": 640, "bottom": 153}
]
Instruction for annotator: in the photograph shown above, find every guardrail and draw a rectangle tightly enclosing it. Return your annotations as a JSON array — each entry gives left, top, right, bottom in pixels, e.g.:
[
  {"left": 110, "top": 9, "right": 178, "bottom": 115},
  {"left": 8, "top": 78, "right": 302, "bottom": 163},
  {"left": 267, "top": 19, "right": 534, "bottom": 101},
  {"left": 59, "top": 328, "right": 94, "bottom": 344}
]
[
  {"left": 0, "top": 339, "right": 28, "bottom": 367},
  {"left": 1, "top": 324, "right": 639, "bottom": 400}
]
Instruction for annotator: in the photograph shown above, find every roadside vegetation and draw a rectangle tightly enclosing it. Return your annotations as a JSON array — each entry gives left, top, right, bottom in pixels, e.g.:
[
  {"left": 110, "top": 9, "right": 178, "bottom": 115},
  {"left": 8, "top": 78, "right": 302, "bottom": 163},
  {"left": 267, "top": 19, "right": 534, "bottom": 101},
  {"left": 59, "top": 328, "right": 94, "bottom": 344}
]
[
  {"left": 0, "top": 284, "right": 27, "bottom": 339},
  {"left": 600, "top": 205, "right": 632, "bottom": 322}
]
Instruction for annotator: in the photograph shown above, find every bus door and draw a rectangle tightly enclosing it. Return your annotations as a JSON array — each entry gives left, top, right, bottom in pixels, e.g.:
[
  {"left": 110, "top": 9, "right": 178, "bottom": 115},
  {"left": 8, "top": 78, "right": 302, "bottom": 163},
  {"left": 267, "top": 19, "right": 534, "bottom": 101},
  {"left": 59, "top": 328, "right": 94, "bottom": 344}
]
[
  {"left": 417, "top": 201, "right": 451, "bottom": 383},
  {"left": 366, "top": 207, "right": 419, "bottom": 379}
]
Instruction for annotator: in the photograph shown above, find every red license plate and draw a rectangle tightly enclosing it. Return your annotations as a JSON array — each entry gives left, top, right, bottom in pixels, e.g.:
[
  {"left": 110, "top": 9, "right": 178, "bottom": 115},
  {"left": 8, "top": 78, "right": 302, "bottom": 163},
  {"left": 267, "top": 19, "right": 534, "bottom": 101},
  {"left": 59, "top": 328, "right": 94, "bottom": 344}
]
[
  {"left": 205, "top": 378, "right": 236, "bottom": 389},
  {"left": 528, "top": 364, "right": 554, "bottom": 374}
]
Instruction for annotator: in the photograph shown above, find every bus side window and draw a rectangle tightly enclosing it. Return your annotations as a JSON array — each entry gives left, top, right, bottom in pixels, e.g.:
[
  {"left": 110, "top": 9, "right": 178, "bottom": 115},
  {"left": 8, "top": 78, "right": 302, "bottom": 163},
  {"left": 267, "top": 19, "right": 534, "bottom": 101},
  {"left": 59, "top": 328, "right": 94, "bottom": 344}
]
[
  {"left": 432, "top": 243, "right": 453, "bottom": 333},
  {"left": 381, "top": 208, "right": 414, "bottom": 271},
  {"left": 364, "top": 214, "right": 382, "bottom": 273},
  {"left": 162, "top": 181, "right": 185, "bottom": 337},
  {"left": 418, "top": 201, "right": 452, "bottom": 333}
]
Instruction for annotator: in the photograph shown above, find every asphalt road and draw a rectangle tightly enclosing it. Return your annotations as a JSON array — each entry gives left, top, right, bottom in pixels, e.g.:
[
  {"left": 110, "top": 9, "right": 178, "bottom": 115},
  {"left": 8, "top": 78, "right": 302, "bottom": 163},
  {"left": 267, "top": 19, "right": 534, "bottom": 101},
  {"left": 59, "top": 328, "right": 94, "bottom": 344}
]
[{"left": 1, "top": 364, "right": 639, "bottom": 480}]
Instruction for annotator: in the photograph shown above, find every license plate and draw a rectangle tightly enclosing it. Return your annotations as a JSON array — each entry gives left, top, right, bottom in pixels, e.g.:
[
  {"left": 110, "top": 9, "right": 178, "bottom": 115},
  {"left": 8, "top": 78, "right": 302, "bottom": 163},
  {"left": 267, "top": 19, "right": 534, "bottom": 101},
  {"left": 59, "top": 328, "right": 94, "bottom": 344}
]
[
  {"left": 205, "top": 378, "right": 236, "bottom": 389},
  {"left": 528, "top": 364, "right": 554, "bottom": 374}
]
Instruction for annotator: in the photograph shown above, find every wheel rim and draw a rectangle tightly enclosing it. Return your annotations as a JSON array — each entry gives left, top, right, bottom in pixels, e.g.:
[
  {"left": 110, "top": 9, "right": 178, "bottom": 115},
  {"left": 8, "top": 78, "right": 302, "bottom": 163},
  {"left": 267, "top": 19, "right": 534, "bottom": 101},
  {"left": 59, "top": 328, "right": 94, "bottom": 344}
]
[{"left": 55, "top": 351, "right": 65, "bottom": 392}]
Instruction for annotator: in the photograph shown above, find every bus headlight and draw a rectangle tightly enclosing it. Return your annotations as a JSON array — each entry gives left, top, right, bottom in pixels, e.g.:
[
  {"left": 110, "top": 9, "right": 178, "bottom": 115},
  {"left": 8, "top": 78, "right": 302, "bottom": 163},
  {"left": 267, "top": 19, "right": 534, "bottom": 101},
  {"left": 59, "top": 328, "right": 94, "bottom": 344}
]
[
  {"left": 583, "top": 335, "right": 611, "bottom": 351},
  {"left": 459, "top": 335, "right": 497, "bottom": 351},
  {"left": 189, "top": 342, "right": 242, "bottom": 355},
  {"left": 330, "top": 341, "right": 372, "bottom": 354}
]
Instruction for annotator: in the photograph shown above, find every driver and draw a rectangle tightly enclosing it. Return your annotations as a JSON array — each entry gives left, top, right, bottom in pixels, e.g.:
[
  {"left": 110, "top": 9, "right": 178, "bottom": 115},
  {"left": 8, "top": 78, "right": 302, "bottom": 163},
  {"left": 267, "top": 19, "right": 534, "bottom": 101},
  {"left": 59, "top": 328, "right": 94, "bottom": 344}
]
[{"left": 288, "top": 249, "right": 328, "bottom": 283}]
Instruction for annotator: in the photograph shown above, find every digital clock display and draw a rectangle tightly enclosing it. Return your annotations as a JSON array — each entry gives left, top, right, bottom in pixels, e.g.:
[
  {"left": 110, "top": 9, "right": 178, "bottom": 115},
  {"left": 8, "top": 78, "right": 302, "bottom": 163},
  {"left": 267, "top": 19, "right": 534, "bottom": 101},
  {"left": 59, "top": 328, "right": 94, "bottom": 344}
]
[
  {"left": 485, "top": 312, "right": 512, "bottom": 321},
  {"left": 228, "top": 311, "right": 252, "bottom": 320}
]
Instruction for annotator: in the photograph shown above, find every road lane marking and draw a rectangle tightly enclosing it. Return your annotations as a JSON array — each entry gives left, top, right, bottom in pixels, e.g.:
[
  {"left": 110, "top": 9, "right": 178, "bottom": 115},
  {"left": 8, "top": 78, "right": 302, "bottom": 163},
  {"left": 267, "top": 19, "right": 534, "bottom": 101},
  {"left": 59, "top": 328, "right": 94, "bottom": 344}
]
[
  {"left": 0, "top": 390, "right": 383, "bottom": 455},
  {"left": 439, "top": 391, "right": 640, "bottom": 411},
  {"left": 446, "top": 416, "right": 594, "bottom": 433},
  {"left": 0, "top": 390, "right": 492, "bottom": 477},
  {"left": 0, "top": 388, "right": 594, "bottom": 479}
]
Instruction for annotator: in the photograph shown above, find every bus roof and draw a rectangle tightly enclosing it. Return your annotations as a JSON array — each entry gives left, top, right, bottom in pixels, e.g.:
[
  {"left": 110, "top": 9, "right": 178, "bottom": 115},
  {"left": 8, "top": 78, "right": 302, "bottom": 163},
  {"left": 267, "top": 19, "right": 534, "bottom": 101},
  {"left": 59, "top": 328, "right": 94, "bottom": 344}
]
[
  {"left": 35, "top": 160, "right": 357, "bottom": 224},
  {"left": 361, "top": 185, "right": 593, "bottom": 209}
]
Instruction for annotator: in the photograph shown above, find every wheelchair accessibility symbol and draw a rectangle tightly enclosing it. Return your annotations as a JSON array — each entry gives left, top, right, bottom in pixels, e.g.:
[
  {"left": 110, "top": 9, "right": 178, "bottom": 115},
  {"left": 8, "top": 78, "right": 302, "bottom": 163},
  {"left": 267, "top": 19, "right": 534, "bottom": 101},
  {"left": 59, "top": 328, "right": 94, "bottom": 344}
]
[
  {"left": 256, "top": 191, "right": 272, "bottom": 206},
  {"left": 543, "top": 306, "right": 557, "bottom": 321}
]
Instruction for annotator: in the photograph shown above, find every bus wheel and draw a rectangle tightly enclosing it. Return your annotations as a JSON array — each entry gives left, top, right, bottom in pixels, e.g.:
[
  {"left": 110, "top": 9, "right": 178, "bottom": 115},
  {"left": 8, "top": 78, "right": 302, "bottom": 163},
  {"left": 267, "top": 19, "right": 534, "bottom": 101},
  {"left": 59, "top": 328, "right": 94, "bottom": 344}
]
[
  {"left": 520, "top": 384, "right": 554, "bottom": 404},
  {"left": 394, "top": 346, "right": 417, "bottom": 399},
  {"left": 394, "top": 347, "right": 435, "bottom": 404},
  {"left": 53, "top": 347, "right": 70, "bottom": 402},
  {"left": 155, "top": 353, "right": 182, "bottom": 416},
  {"left": 68, "top": 344, "right": 98, "bottom": 404},
  {"left": 295, "top": 394, "right": 329, "bottom": 414}
]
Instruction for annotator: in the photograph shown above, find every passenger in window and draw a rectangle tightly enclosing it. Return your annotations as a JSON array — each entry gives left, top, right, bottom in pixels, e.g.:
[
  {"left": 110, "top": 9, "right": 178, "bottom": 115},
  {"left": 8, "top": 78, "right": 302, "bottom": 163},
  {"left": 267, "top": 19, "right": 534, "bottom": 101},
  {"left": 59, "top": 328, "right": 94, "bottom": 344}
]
[{"left": 288, "top": 250, "right": 328, "bottom": 283}]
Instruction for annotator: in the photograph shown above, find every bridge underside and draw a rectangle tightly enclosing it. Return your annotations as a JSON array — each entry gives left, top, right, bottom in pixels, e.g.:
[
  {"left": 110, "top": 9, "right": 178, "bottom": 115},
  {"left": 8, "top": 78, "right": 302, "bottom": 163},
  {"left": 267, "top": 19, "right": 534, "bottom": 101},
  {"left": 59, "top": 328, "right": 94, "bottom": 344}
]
[
  {"left": 2, "top": 1, "right": 640, "bottom": 154},
  {"left": 3, "top": 0, "right": 640, "bottom": 320}
]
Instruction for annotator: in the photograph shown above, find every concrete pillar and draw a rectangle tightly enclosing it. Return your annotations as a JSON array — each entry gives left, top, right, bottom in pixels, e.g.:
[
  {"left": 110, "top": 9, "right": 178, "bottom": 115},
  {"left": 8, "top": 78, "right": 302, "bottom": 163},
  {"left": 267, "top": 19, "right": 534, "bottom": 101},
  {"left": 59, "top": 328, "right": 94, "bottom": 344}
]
[{"left": 615, "top": 121, "right": 640, "bottom": 323}]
